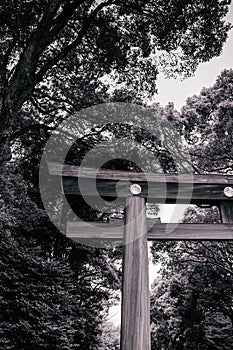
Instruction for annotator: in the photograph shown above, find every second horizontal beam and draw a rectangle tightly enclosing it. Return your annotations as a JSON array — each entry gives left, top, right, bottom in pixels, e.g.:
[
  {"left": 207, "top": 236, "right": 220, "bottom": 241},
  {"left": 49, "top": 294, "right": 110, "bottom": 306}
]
[{"left": 67, "top": 220, "right": 233, "bottom": 241}]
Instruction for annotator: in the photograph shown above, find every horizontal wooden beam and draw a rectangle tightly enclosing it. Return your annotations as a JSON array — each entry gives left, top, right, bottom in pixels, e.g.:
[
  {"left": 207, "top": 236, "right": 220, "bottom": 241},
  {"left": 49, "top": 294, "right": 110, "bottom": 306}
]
[
  {"left": 63, "top": 179, "right": 230, "bottom": 203},
  {"left": 48, "top": 163, "right": 233, "bottom": 202},
  {"left": 67, "top": 220, "right": 233, "bottom": 241},
  {"left": 48, "top": 162, "right": 233, "bottom": 184}
]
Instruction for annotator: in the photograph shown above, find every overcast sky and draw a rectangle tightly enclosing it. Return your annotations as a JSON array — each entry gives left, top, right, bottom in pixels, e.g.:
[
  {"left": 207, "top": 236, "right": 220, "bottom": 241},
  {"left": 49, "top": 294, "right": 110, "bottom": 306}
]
[{"left": 153, "top": 3, "right": 233, "bottom": 110}]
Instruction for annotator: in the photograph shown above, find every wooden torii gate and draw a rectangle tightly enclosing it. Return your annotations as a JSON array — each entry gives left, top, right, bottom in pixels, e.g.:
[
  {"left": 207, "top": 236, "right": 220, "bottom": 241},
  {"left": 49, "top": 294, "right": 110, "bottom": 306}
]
[{"left": 48, "top": 163, "right": 233, "bottom": 350}]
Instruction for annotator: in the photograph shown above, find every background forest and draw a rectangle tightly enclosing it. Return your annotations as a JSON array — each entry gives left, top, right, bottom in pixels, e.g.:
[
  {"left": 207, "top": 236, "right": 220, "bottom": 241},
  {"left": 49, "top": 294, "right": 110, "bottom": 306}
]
[{"left": 0, "top": 1, "right": 233, "bottom": 349}]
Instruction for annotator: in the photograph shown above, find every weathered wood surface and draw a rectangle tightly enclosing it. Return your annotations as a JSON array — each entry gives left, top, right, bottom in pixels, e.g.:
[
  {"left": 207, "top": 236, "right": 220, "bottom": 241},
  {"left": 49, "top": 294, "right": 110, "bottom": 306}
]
[
  {"left": 67, "top": 220, "right": 233, "bottom": 240},
  {"left": 120, "top": 196, "right": 151, "bottom": 350},
  {"left": 62, "top": 179, "right": 230, "bottom": 202},
  {"left": 220, "top": 201, "right": 233, "bottom": 224},
  {"left": 48, "top": 162, "right": 233, "bottom": 202},
  {"left": 48, "top": 162, "right": 233, "bottom": 184},
  {"left": 67, "top": 219, "right": 124, "bottom": 239}
]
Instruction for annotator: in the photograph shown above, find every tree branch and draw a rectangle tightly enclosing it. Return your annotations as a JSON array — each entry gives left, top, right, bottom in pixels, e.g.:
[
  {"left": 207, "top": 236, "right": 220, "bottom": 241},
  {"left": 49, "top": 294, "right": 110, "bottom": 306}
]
[
  {"left": 33, "top": 89, "right": 77, "bottom": 109},
  {"left": 35, "top": 0, "right": 115, "bottom": 84},
  {"left": 6, "top": 0, "right": 90, "bottom": 115},
  {"left": 10, "top": 122, "right": 109, "bottom": 147},
  {"left": 10, "top": 124, "right": 56, "bottom": 142}
]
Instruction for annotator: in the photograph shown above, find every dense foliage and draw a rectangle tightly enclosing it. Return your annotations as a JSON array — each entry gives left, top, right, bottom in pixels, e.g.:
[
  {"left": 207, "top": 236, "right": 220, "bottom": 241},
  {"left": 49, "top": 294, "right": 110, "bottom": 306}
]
[
  {"left": 0, "top": 171, "right": 120, "bottom": 349},
  {"left": 150, "top": 69, "right": 233, "bottom": 349},
  {"left": 0, "top": 0, "right": 231, "bottom": 163},
  {"left": 180, "top": 68, "right": 233, "bottom": 173},
  {"left": 98, "top": 322, "right": 120, "bottom": 350}
]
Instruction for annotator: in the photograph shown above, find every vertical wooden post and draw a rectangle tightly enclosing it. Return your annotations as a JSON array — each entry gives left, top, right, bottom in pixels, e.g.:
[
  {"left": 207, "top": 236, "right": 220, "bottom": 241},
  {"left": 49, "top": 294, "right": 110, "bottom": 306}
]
[
  {"left": 120, "top": 196, "right": 151, "bottom": 350},
  {"left": 220, "top": 201, "right": 233, "bottom": 224}
]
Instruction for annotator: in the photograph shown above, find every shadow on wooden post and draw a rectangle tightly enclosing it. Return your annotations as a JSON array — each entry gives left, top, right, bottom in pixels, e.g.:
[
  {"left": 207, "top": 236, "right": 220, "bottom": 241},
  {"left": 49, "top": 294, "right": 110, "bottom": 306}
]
[{"left": 120, "top": 196, "right": 151, "bottom": 350}]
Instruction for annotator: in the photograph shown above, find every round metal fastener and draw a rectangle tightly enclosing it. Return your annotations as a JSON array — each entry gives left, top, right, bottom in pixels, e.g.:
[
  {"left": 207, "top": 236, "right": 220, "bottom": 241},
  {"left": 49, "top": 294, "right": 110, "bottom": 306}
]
[
  {"left": 130, "top": 183, "right": 142, "bottom": 195},
  {"left": 224, "top": 186, "right": 233, "bottom": 198}
]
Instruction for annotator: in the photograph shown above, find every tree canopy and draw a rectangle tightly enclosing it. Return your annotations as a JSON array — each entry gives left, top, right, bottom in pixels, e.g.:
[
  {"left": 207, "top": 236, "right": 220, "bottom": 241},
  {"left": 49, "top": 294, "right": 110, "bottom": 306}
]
[
  {"left": 180, "top": 68, "right": 233, "bottom": 173},
  {"left": 0, "top": 0, "right": 231, "bottom": 163}
]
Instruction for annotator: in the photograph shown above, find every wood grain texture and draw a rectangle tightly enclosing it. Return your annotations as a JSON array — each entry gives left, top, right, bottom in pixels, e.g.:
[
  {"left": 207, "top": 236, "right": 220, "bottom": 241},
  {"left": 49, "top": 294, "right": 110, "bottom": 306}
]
[
  {"left": 62, "top": 177, "right": 232, "bottom": 202},
  {"left": 48, "top": 162, "right": 233, "bottom": 202},
  {"left": 120, "top": 197, "right": 151, "bottom": 350},
  {"left": 48, "top": 162, "right": 233, "bottom": 184},
  {"left": 67, "top": 220, "right": 233, "bottom": 241},
  {"left": 220, "top": 201, "right": 233, "bottom": 224}
]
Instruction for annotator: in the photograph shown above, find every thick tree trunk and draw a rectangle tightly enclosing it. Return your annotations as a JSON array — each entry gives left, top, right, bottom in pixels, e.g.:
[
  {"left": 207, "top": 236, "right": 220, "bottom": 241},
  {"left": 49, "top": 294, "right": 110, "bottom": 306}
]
[
  {"left": 0, "top": 0, "right": 95, "bottom": 165},
  {"left": 0, "top": 100, "right": 12, "bottom": 164},
  {"left": 0, "top": 134, "right": 11, "bottom": 164}
]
